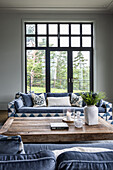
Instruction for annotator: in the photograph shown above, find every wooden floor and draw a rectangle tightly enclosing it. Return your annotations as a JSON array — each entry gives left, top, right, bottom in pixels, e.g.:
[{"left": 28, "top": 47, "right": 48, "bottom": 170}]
[{"left": 0, "top": 110, "right": 8, "bottom": 124}]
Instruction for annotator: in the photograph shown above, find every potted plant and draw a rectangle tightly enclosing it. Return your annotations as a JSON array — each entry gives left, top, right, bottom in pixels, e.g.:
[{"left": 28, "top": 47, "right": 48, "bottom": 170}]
[{"left": 80, "top": 92, "right": 105, "bottom": 125}]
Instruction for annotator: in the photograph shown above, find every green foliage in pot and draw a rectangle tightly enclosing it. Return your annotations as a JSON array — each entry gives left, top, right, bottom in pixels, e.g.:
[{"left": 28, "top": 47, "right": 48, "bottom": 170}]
[{"left": 80, "top": 92, "right": 106, "bottom": 106}]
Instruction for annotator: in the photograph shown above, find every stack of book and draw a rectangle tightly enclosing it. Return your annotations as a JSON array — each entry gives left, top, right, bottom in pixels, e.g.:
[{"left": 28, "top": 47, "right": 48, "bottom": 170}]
[{"left": 50, "top": 123, "right": 69, "bottom": 130}]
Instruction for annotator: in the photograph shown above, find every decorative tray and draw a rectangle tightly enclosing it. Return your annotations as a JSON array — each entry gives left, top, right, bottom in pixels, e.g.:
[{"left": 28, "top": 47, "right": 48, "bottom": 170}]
[{"left": 62, "top": 117, "right": 74, "bottom": 123}]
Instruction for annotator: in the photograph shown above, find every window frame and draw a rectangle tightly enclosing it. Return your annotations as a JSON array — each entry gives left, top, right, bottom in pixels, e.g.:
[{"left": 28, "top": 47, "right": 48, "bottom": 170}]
[{"left": 25, "top": 22, "right": 93, "bottom": 93}]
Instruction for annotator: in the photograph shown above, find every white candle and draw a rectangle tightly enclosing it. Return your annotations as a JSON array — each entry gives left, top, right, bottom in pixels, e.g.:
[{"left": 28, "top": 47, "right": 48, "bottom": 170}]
[{"left": 67, "top": 111, "right": 71, "bottom": 121}]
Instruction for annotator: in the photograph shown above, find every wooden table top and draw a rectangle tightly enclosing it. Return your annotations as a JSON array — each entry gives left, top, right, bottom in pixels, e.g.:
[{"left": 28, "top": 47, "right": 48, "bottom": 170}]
[{"left": 0, "top": 117, "right": 113, "bottom": 143}]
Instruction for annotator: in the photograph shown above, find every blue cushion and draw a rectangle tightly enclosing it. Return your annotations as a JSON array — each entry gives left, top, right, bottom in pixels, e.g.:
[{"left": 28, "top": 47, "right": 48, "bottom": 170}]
[
  {"left": 47, "top": 93, "right": 69, "bottom": 97},
  {"left": 17, "top": 106, "right": 84, "bottom": 113},
  {"left": 57, "top": 151, "right": 113, "bottom": 170},
  {"left": 21, "top": 93, "right": 33, "bottom": 107},
  {"left": 0, "top": 151, "right": 55, "bottom": 170},
  {"left": 17, "top": 106, "right": 105, "bottom": 114},
  {"left": 14, "top": 98, "right": 24, "bottom": 110},
  {"left": 0, "top": 135, "right": 24, "bottom": 154}
]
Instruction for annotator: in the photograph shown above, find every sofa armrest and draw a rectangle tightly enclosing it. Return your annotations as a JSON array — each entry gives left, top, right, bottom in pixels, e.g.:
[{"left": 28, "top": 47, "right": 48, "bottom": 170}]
[
  {"left": 102, "top": 100, "right": 112, "bottom": 121},
  {"left": 8, "top": 99, "right": 16, "bottom": 117}
]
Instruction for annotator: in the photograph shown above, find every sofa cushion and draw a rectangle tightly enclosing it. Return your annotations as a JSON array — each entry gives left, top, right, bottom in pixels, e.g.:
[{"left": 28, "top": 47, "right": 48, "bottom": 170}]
[
  {"left": 57, "top": 151, "right": 113, "bottom": 170},
  {"left": 17, "top": 106, "right": 83, "bottom": 113},
  {"left": 47, "top": 96, "right": 71, "bottom": 107},
  {"left": 14, "top": 97, "right": 24, "bottom": 110},
  {"left": 17, "top": 106, "right": 105, "bottom": 114},
  {"left": 0, "top": 150, "right": 55, "bottom": 170},
  {"left": 32, "top": 93, "right": 46, "bottom": 107},
  {"left": 35, "top": 93, "right": 47, "bottom": 100},
  {"left": 21, "top": 93, "right": 33, "bottom": 107},
  {"left": 71, "top": 93, "right": 83, "bottom": 107},
  {"left": 53, "top": 146, "right": 112, "bottom": 158},
  {"left": 47, "top": 93, "right": 69, "bottom": 97},
  {"left": 0, "top": 135, "right": 25, "bottom": 154},
  {"left": 24, "top": 142, "right": 113, "bottom": 154}
]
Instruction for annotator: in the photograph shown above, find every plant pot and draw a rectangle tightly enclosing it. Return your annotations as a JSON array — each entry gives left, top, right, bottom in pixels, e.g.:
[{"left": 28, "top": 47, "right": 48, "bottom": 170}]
[{"left": 84, "top": 105, "right": 98, "bottom": 125}]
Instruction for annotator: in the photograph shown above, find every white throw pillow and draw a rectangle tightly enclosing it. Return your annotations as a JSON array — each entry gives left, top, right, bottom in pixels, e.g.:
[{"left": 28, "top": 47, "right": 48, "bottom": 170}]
[
  {"left": 52, "top": 147, "right": 113, "bottom": 158},
  {"left": 47, "top": 96, "right": 71, "bottom": 107},
  {"left": 31, "top": 93, "right": 46, "bottom": 107},
  {"left": 71, "top": 93, "right": 83, "bottom": 107}
]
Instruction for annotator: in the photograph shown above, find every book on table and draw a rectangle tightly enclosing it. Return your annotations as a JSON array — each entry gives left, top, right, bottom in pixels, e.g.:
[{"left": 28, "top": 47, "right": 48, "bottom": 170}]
[{"left": 50, "top": 122, "right": 69, "bottom": 130}]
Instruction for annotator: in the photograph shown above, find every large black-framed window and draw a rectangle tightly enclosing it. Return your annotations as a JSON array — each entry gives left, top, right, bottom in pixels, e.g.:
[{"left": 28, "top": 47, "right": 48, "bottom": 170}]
[{"left": 25, "top": 22, "right": 93, "bottom": 93}]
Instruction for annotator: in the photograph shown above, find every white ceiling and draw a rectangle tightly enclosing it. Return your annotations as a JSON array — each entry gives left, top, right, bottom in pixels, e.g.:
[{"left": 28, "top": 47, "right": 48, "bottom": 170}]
[{"left": 0, "top": 0, "right": 113, "bottom": 13}]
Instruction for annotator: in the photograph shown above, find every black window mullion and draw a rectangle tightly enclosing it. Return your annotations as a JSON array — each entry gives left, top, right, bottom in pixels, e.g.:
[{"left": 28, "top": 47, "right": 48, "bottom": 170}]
[
  {"left": 68, "top": 50, "right": 73, "bottom": 92},
  {"left": 80, "top": 24, "right": 82, "bottom": 47},
  {"left": 69, "top": 24, "right": 71, "bottom": 47},
  {"left": 46, "top": 49, "right": 50, "bottom": 93},
  {"left": 25, "top": 24, "right": 27, "bottom": 93},
  {"left": 35, "top": 24, "right": 37, "bottom": 47},
  {"left": 90, "top": 49, "right": 93, "bottom": 91},
  {"left": 47, "top": 24, "right": 49, "bottom": 47},
  {"left": 91, "top": 23, "right": 93, "bottom": 49},
  {"left": 58, "top": 24, "right": 60, "bottom": 47}
]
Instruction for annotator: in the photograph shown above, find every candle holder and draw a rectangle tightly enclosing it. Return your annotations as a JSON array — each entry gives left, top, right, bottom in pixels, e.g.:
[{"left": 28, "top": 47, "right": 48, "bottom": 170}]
[{"left": 62, "top": 109, "right": 74, "bottom": 123}]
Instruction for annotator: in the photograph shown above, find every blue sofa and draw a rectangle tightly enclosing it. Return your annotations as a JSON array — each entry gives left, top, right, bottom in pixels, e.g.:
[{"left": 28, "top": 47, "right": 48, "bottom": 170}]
[
  {"left": 8, "top": 92, "right": 112, "bottom": 123},
  {"left": 1, "top": 140, "right": 113, "bottom": 170}
]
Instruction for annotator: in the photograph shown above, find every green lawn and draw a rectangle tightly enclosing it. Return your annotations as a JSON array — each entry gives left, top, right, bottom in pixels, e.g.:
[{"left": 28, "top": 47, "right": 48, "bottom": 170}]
[{"left": 29, "top": 86, "right": 84, "bottom": 93}]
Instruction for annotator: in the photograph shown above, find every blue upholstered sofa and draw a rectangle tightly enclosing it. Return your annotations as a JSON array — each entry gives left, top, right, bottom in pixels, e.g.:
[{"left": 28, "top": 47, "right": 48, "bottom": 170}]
[
  {"left": 1, "top": 139, "right": 113, "bottom": 170},
  {"left": 8, "top": 92, "right": 112, "bottom": 123}
]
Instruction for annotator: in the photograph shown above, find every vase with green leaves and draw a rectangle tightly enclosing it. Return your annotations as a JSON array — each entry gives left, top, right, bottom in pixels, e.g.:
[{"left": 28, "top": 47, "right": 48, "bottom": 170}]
[{"left": 80, "top": 92, "right": 106, "bottom": 125}]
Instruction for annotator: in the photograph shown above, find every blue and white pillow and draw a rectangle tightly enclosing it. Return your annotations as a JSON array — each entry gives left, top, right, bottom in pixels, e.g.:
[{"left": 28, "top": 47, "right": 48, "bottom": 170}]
[
  {"left": 14, "top": 97, "right": 24, "bottom": 110},
  {"left": 31, "top": 93, "right": 46, "bottom": 107},
  {"left": 0, "top": 135, "right": 25, "bottom": 154},
  {"left": 71, "top": 93, "right": 83, "bottom": 107}
]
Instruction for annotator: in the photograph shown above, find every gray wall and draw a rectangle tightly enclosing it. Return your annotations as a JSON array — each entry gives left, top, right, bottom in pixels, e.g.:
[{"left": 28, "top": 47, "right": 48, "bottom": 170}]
[{"left": 0, "top": 12, "right": 113, "bottom": 109}]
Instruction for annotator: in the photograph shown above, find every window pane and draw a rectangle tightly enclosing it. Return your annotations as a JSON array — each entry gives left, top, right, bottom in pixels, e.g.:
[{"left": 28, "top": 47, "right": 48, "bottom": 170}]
[
  {"left": 82, "top": 24, "right": 91, "bottom": 35},
  {"left": 27, "top": 50, "right": 46, "bottom": 93},
  {"left": 50, "top": 51, "right": 67, "bottom": 93},
  {"left": 49, "top": 24, "right": 58, "bottom": 35},
  {"left": 71, "top": 24, "right": 80, "bottom": 35},
  {"left": 73, "top": 51, "right": 90, "bottom": 92},
  {"left": 49, "top": 37, "right": 58, "bottom": 47},
  {"left": 60, "top": 24, "right": 69, "bottom": 34},
  {"left": 71, "top": 37, "right": 80, "bottom": 47},
  {"left": 26, "top": 37, "right": 35, "bottom": 47},
  {"left": 82, "top": 37, "right": 91, "bottom": 47},
  {"left": 26, "top": 24, "right": 35, "bottom": 34},
  {"left": 37, "top": 24, "right": 46, "bottom": 35},
  {"left": 60, "top": 37, "right": 69, "bottom": 47},
  {"left": 38, "top": 37, "right": 47, "bottom": 47}
]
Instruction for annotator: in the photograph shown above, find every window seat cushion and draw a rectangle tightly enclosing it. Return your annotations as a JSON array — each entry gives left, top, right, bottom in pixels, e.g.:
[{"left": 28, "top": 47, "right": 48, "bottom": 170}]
[{"left": 17, "top": 106, "right": 105, "bottom": 114}]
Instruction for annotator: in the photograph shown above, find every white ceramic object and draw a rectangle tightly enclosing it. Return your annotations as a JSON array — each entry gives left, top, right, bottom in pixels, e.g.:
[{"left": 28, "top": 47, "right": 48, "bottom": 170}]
[{"left": 84, "top": 105, "right": 98, "bottom": 125}]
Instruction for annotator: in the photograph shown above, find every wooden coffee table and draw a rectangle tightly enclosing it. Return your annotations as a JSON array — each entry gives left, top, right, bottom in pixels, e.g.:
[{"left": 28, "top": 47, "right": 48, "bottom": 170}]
[{"left": 0, "top": 117, "right": 113, "bottom": 143}]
